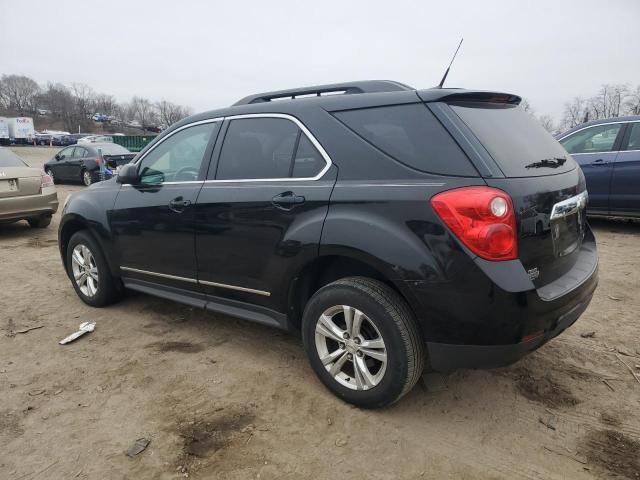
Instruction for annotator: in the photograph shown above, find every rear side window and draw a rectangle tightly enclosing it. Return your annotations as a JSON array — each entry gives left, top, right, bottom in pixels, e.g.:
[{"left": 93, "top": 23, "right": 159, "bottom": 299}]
[
  {"left": 451, "top": 103, "right": 576, "bottom": 177},
  {"left": 333, "top": 104, "right": 477, "bottom": 176},
  {"left": 215, "top": 117, "right": 326, "bottom": 180}
]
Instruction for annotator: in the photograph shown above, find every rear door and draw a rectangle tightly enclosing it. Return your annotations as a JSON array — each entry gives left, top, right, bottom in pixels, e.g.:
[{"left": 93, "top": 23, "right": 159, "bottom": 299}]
[
  {"left": 195, "top": 114, "right": 336, "bottom": 312},
  {"left": 110, "top": 121, "right": 220, "bottom": 291},
  {"left": 558, "top": 122, "right": 625, "bottom": 214},
  {"left": 68, "top": 146, "right": 89, "bottom": 180},
  {"left": 609, "top": 121, "right": 640, "bottom": 216}
]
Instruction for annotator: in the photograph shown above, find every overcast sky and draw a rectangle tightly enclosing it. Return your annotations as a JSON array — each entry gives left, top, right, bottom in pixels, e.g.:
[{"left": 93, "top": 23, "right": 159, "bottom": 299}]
[{"left": 1, "top": 0, "right": 638, "bottom": 122}]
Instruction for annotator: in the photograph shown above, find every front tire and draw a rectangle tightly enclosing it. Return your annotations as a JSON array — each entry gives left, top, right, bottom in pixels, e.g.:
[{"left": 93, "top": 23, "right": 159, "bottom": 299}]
[
  {"left": 302, "top": 277, "right": 424, "bottom": 408},
  {"left": 66, "top": 230, "right": 122, "bottom": 307}
]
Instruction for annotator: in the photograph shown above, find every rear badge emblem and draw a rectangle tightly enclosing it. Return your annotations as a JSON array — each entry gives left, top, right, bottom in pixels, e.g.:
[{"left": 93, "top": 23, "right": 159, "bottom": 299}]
[{"left": 527, "top": 267, "right": 540, "bottom": 281}]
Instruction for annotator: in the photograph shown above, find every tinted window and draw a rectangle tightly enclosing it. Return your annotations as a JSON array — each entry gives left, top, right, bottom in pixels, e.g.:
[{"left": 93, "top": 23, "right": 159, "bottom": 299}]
[
  {"left": 59, "top": 147, "right": 74, "bottom": 159},
  {"left": 333, "top": 104, "right": 476, "bottom": 176},
  {"left": 72, "top": 147, "right": 86, "bottom": 158},
  {"left": 138, "top": 123, "right": 217, "bottom": 184},
  {"left": 0, "top": 148, "right": 26, "bottom": 167},
  {"left": 623, "top": 122, "right": 640, "bottom": 151},
  {"left": 216, "top": 118, "right": 300, "bottom": 180},
  {"left": 560, "top": 123, "right": 622, "bottom": 154},
  {"left": 292, "top": 135, "right": 325, "bottom": 178},
  {"left": 451, "top": 103, "right": 576, "bottom": 177}
]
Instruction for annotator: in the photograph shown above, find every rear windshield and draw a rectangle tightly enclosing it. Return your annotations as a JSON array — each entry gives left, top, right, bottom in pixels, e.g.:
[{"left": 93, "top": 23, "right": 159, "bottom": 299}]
[
  {"left": 450, "top": 103, "right": 575, "bottom": 177},
  {"left": 95, "top": 144, "right": 130, "bottom": 155},
  {"left": 333, "top": 104, "right": 477, "bottom": 176},
  {"left": 0, "top": 148, "right": 27, "bottom": 167}
]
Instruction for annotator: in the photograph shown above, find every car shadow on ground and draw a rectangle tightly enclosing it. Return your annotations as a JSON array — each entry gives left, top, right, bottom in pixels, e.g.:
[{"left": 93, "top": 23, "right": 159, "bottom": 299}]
[{"left": 589, "top": 216, "right": 640, "bottom": 233}]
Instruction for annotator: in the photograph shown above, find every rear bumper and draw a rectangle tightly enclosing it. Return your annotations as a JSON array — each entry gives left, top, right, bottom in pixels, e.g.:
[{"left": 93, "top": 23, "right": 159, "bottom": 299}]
[
  {"left": 0, "top": 190, "right": 58, "bottom": 221},
  {"left": 427, "top": 287, "right": 594, "bottom": 370}
]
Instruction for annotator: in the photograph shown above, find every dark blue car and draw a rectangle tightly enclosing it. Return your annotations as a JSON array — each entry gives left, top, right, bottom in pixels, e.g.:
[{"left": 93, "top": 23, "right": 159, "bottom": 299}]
[{"left": 558, "top": 116, "right": 640, "bottom": 218}]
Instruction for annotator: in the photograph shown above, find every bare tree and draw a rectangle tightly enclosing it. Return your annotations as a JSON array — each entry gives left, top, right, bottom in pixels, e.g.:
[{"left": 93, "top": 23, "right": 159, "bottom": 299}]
[
  {"left": 41, "top": 83, "right": 77, "bottom": 132},
  {"left": 587, "top": 84, "right": 629, "bottom": 120},
  {"left": 93, "top": 93, "right": 118, "bottom": 117},
  {"left": 537, "top": 114, "right": 555, "bottom": 133},
  {"left": 519, "top": 98, "right": 533, "bottom": 114},
  {"left": 0, "top": 74, "right": 41, "bottom": 112},
  {"left": 156, "top": 99, "right": 192, "bottom": 127},
  {"left": 624, "top": 85, "right": 640, "bottom": 115},
  {"left": 562, "top": 97, "right": 590, "bottom": 129},
  {"left": 130, "top": 96, "right": 154, "bottom": 130}
]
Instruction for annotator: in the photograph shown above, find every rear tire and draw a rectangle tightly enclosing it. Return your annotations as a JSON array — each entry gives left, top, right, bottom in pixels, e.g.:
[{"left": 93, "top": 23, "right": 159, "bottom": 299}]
[
  {"left": 82, "top": 169, "right": 92, "bottom": 186},
  {"left": 302, "top": 277, "right": 424, "bottom": 408},
  {"left": 66, "top": 230, "right": 122, "bottom": 307},
  {"left": 28, "top": 215, "right": 52, "bottom": 228}
]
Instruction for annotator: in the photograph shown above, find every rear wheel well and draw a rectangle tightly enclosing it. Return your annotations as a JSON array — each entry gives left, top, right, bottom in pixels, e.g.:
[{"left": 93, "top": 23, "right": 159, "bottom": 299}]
[{"left": 288, "top": 256, "right": 414, "bottom": 332}]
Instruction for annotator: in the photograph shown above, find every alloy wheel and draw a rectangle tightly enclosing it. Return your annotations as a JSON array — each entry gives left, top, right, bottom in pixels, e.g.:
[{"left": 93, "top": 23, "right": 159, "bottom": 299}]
[
  {"left": 83, "top": 171, "right": 92, "bottom": 186},
  {"left": 314, "top": 305, "right": 387, "bottom": 391},
  {"left": 71, "top": 244, "right": 99, "bottom": 297}
]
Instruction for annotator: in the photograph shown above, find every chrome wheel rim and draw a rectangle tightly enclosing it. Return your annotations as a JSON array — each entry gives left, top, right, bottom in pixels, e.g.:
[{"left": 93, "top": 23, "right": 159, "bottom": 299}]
[
  {"left": 83, "top": 171, "right": 92, "bottom": 186},
  {"left": 71, "top": 244, "right": 98, "bottom": 297},
  {"left": 315, "top": 305, "right": 387, "bottom": 391}
]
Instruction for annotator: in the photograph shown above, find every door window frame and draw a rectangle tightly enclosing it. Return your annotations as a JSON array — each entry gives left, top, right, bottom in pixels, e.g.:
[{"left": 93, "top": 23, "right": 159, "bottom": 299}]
[
  {"left": 619, "top": 121, "right": 640, "bottom": 152},
  {"left": 207, "top": 113, "right": 332, "bottom": 183}
]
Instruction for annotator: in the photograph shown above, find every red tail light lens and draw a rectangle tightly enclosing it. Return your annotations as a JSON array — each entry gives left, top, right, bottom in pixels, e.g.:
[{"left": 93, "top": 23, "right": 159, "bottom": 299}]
[
  {"left": 41, "top": 173, "right": 54, "bottom": 188},
  {"left": 95, "top": 158, "right": 101, "bottom": 165},
  {"left": 431, "top": 186, "right": 518, "bottom": 261}
]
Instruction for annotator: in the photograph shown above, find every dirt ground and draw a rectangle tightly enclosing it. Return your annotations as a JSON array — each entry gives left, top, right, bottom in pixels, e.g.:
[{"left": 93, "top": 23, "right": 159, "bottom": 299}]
[{"left": 1, "top": 146, "right": 639, "bottom": 480}]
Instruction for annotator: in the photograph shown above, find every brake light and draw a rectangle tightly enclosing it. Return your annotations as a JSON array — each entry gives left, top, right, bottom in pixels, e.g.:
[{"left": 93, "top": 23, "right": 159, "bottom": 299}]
[
  {"left": 41, "top": 173, "right": 54, "bottom": 188},
  {"left": 95, "top": 158, "right": 101, "bottom": 165},
  {"left": 431, "top": 186, "right": 518, "bottom": 261}
]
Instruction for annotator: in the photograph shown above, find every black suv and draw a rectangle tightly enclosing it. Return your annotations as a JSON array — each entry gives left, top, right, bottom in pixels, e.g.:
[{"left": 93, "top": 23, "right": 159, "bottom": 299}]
[{"left": 59, "top": 81, "right": 598, "bottom": 408}]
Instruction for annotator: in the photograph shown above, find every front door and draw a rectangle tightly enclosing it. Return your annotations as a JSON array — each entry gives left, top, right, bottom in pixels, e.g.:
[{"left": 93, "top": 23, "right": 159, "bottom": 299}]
[
  {"left": 560, "top": 122, "right": 625, "bottom": 214},
  {"left": 195, "top": 115, "right": 336, "bottom": 312},
  {"left": 110, "top": 121, "right": 220, "bottom": 291},
  {"left": 610, "top": 121, "right": 640, "bottom": 216},
  {"left": 54, "top": 146, "right": 75, "bottom": 180}
]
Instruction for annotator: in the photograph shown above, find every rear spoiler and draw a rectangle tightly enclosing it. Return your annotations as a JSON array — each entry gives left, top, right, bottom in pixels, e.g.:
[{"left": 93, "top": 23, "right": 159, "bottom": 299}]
[{"left": 417, "top": 89, "right": 521, "bottom": 105}]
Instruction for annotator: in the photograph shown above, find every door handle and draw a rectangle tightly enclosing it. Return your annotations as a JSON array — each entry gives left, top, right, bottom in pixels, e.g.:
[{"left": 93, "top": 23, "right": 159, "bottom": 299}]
[
  {"left": 168, "top": 196, "right": 191, "bottom": 212},
  {"left": 272, "top": 191, "right": 305, "bottom": 210},
  {"left": 591, "top": 159, "right": 609, "bottom": 166}
]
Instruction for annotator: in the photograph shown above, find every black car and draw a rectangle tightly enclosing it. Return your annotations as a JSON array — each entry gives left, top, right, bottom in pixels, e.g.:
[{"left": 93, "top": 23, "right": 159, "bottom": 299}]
[
  {"left": 58, "top": 81, "right": 598, "bottom": 408},
  {"left": 45, "top": 143, "right": 135, "bottom": 186}
]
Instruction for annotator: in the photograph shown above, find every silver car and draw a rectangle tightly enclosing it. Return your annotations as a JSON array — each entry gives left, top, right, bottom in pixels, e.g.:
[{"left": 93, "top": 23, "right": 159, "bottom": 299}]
[{"left": 0, "top": 148, "right": 58, "bottom": 228}]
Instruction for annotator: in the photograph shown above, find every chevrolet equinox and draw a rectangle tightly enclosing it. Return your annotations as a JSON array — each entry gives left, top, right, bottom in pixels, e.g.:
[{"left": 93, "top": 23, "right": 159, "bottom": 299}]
[{"left": 58, "top": 81, "right": 598, "bottom": 408}]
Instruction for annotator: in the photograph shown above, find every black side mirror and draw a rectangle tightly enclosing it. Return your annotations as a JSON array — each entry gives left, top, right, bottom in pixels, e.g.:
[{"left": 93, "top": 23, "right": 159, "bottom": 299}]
[
  {"left": 117, "top": 163, "right": 140, "bottom": 184},
  {"left": 55, "top": 154, "right": 62, "bottom": 161}
]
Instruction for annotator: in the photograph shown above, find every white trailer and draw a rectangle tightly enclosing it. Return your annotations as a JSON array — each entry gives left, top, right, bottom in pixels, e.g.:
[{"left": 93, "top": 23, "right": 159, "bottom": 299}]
[
  {"left": 0, "top": 117, "right": 9, "bottom": 143},
  {"left": 8, "top": 117, "right": 35, "bottom": 143}
]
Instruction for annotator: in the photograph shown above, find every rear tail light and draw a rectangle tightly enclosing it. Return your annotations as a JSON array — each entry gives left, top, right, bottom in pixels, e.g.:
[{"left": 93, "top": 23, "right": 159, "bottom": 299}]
[
  {"left": 41, "top": 173, "right": 54, "bottom": 188},
  {"left": 431, "top": 186, "right": 518, "bottom": 261},
  {"left": 95, "top": 158, "right": 101, "bottom": 165}
]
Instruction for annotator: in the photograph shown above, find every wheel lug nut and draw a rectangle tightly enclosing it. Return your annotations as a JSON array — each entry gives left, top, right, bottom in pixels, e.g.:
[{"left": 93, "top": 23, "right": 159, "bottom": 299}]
[
  {"left": 339, "top": 342, "right": 345, "bottom": 350},
  {"left": 356, "top": 351, "right": 363, "bottom": 357},
  {"left": 347, "top": 353, "right": 353, "bottom": 360},
  {"left": 343, "top": 332, "right": 350, "bottom": 339},
  {"left": 354, "top": 338, "right": 361, "bottom": 345}
]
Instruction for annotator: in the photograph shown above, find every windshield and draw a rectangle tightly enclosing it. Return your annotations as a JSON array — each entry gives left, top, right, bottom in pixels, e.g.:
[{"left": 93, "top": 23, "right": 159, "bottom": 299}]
[
  {"left": 0, "top": 148, "right": 27, "bottom": 167},
  {"left": 94, "top": 144, "right": 130, "bottom": 155},
  {"left": 450, "top": 103, "right": 576, "bottom": 177}
]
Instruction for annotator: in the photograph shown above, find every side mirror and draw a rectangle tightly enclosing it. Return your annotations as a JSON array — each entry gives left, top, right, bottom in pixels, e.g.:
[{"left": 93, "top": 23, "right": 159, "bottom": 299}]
[
  {"left": 117, "top": 163, "right": 140, "bottom": 184},
  {"left": 55, "top": 154, "right": 62, "bottom": 161}
]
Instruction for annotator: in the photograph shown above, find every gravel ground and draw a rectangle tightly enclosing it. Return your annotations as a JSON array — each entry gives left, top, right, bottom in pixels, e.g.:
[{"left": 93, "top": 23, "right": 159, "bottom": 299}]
[{"left": 1, "top": 146, "right": 639, "bottom": 479}]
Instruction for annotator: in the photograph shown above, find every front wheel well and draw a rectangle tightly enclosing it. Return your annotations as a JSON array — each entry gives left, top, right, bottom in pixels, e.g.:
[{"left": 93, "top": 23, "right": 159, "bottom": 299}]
[
  {"left": 59, "top": 220, "right": 89, "bottom": 273},
  {"left": 287, "top": 255, "right": 415, "bottom": 332}
]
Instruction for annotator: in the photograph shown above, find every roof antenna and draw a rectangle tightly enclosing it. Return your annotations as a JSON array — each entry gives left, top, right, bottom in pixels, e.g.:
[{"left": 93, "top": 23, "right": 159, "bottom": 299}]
[{"left": 437, "top": 38, "right": 464, "bottom": 88}]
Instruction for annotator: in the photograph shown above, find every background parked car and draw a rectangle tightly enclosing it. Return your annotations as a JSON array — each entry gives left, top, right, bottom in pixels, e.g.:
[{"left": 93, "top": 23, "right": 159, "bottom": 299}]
[
  {"left": 558, "top": 116, "right": 640, "bottom": 218},
  {"left": 44, "top": 142, "right": 135, "bottom": 186},
  {"left": 78, "top": 135, "right": 113, "bottom": 145},
  {"left": 0, "top": 147, "right": 58, "bottom": 228}
]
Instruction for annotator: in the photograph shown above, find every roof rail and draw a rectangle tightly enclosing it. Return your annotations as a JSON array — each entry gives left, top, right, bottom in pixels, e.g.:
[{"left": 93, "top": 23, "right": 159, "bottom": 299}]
[{"left": 232, "top": 80, "right": 414, "bottom": 106}]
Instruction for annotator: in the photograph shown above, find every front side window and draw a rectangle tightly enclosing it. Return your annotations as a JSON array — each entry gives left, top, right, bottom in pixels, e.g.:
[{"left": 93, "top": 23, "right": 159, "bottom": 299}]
[
  {"left": 560, "top": 123, "right": 622, "bottom": 154},
  {"left": 215, "top": 117, "right": 326, "bottom": 180},
  {"left": 138, "top": 122, "right": 218, "bottom": 184},
  {"left": 59, "top": 147, "right": 74, "bottom": 159}
]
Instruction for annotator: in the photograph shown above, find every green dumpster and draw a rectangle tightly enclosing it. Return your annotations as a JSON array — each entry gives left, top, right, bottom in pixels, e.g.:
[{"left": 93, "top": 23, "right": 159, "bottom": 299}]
[{"left": 112, "top": 135, "right": 157, "bottom": 152}]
